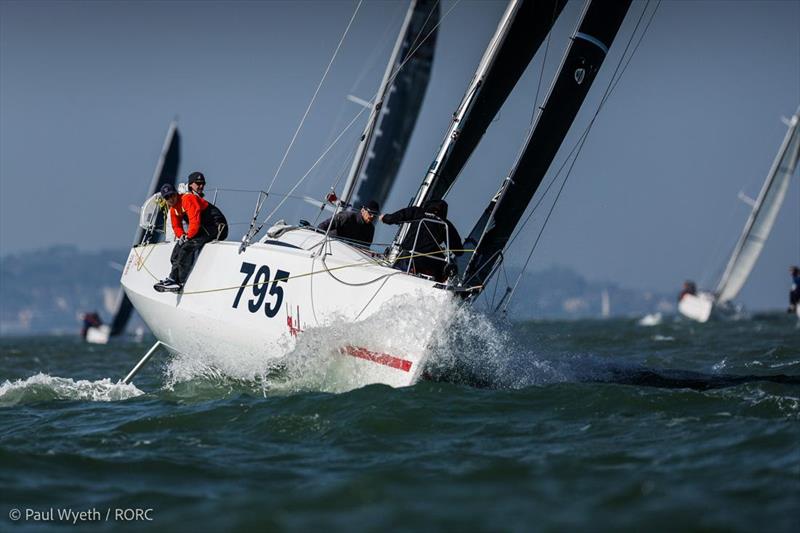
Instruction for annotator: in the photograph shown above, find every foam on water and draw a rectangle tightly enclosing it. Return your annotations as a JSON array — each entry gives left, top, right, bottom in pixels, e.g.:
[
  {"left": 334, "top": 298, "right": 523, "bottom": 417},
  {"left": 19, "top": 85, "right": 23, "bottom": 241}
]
[
  {"left": 424, "top": 304, "right": 577, "bottom": 388},
  {"left": 160, "top": 294, "right": 593, "bottom": 392},
  {"left": 0, "top": 373, "right": 144, "bottom": 406},
  {"left": 164, "top": 292, "right": 465, "bottom": 393},
  {"left": 152, "top": 297, "right": 800, "bottom": 394}
]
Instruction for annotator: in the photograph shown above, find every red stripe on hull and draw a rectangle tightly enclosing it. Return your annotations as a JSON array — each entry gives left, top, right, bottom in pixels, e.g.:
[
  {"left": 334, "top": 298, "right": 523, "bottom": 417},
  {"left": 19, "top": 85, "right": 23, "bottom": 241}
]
[{"left": 341, "top": 346, "right": 412, "bottom": 372}]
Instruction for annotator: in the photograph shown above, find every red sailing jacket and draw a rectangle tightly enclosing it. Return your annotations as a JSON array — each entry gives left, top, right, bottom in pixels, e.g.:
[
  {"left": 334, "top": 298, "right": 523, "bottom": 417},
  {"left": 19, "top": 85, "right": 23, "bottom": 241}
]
[{"left": 169, "top": 193, "right": 209, "bottom": 239}]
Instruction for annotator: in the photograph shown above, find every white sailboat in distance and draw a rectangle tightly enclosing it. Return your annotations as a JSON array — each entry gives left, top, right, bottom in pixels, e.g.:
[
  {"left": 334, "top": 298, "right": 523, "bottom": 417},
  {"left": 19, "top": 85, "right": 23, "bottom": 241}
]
[{"left": 679, "top": 108, "right": 800, "bottom": 323}]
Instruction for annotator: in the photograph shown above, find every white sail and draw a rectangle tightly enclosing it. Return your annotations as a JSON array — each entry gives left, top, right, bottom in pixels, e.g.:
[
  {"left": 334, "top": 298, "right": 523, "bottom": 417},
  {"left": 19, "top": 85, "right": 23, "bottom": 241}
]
[{"left": 714, "top": 109, "right": 800, "bottom": 303}]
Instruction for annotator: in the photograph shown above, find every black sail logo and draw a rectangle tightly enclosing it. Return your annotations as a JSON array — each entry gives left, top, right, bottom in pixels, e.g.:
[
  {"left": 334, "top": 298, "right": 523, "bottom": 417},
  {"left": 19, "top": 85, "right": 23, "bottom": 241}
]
[{"left": 574, "top": 68, "right": 585, "bottom": 84}]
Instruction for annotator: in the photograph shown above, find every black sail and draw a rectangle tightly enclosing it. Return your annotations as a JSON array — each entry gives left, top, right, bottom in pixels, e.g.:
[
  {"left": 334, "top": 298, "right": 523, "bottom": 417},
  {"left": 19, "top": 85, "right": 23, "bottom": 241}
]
[
  {"left": 109, "top": 122, "right": 180, "bottom": 337},
  {"left": 350, "top": 0, "right": 439, "bottom": 209},
  {"left": 460, "top": 0, "right": 632, "bottom": 290},
  {"left": 416, "top": 0, "right": 567, "bottom": 204}
]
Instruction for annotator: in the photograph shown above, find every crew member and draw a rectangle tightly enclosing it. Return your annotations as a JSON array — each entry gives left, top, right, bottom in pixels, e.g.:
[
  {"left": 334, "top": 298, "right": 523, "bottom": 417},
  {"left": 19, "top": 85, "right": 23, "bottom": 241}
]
[
  {"left": 154, "top": 172, "right": 227, "bottom": 292},
  {"left": 380, "top": 199, "right": 463, "bottom": 281},
  {"left": 789, "top": 266, "right": 800, "bottom": 314},
  {"left": 679, "top": 280, "right": 697, "bottom": 301},
  {"left": 80, "top": 311, "right": 102, "bottom": 340},
  {"left": 317, "top": 200, "right": 379, "bottom": 247}
]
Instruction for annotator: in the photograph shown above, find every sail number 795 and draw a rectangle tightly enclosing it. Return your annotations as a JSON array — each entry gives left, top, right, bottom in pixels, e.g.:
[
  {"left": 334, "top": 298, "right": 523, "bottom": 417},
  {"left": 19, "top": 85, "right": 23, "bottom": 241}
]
[{"left": 232, "top": 262, "right": 290, "bottom": 317}]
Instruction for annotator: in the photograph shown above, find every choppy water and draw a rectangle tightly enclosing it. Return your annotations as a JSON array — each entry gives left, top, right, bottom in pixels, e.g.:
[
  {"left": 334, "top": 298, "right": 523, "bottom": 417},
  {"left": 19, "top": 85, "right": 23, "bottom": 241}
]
[{"left": 1, "top": 312, "right": 799, "bottom": 532}]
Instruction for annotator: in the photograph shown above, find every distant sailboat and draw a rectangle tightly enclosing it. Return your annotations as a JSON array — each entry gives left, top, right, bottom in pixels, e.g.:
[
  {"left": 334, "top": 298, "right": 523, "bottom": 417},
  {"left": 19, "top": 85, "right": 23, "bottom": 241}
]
[
  {"left": 679, "top": 108, "right": 800, "bottom": 322},
  {"left": 85, "top": 121, "right": 180, "bottom": 344},
  {"left": 601, "top": 289, "right": 611, "bottom": 318}
]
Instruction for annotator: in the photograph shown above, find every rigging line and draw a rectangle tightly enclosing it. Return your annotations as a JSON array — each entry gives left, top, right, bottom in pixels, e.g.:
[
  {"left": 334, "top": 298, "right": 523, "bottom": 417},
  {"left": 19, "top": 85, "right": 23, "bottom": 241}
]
[
  {"left": 385, "top": 0, "right": 458, "bottom": 98},
  {"left": 264, "top": 0, "right": 363, "bottom": 198},
  {"left": 322, "top": 251, "right": 400, "bottom": 286},
  {"left": 505, "top": 0, "right": 659, "bottom": 251},
  {"left": 304, "top": 0, "right": 458, "bottom": 232},
  {"left": 348, "top": 0, "right": 457, "bottom": 169},
  {"left": 313, "top": 132, "right": 361, "bottom": 216},
  {"left": 403, "top": 0, "right": 441, "bottom": 67},
  {"left": 353, "top": 276, "right": 392, "bottom": 321},
  {"left": 530, "top": 0, "right": 559, "bottom": 125},
  {"left": 501, "top": 0, "right": 659, "bottom": 313},
  {"left": 330, "top": 2, "right": 406, "bottom": 145},
  {"left": 320, "top": 126, "right": 363, "bottom": 206},
  {"left": 329, "top": 0, "right": 456, "bottom": 198},
  {"left": 310, "top": 0, "right": 458, "bottom": 251},
  {"left": 257, "top": 107, "right": 369, "bottom": 231},
  {"left": 501, "top": 127, "right": 592, "bottom": 313},
  {"left": 132, "top": 241, "right": 473, "bottom": 294}
]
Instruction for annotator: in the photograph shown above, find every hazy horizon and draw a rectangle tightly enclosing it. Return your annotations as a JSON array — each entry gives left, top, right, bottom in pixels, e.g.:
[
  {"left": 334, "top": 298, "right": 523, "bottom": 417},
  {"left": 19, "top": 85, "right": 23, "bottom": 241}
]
[{"left": 1, "top": 0, "right": 798, "bottom": 310}]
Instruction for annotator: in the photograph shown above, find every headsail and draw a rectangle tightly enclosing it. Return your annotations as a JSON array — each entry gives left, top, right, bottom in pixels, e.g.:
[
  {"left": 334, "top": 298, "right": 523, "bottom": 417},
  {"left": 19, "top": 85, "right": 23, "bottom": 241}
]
[
  {"left": 460, "top": 0, "right": 633, "bottom": 290},
  {"left": 714, "top": 108, "right": 800, "bottom": 303},
  {"left": 344, "top": 0, "right": 440, "bottom": 210},
  {"left": 109, "top": 121, "right": 180, "bottom": 337},
  {"left": 392, "top": 0, "right": 568, "bottom": 250}
]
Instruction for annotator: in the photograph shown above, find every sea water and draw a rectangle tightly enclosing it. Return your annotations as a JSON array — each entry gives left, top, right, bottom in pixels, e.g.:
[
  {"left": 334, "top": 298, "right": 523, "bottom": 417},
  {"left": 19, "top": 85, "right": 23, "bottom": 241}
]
[{"left": 1, "top": 312, "right": 798, "bottom": 532}]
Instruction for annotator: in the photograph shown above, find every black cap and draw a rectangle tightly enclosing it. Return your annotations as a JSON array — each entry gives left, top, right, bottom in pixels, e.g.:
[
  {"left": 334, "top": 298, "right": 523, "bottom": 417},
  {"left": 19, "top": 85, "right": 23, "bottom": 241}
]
[
  {"left": 362, "top": 200, "right": 380, "bottom": 214},
  {"left": 160, "top": 184, "right": 178, "bottom": 198},
  {"left": 188, "top": 171, "right": 206, "bottom": 185}
]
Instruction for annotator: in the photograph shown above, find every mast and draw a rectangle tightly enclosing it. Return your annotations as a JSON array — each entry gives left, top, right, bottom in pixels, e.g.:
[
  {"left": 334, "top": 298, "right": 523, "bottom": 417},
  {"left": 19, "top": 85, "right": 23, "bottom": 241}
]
[
  {"left": 341, "top": 0, "right": 440, "bottom": 208},
  {"left": 459, "top": 0, "right": 632, "bottom": 290},
  {"left": 392, "top": 0, "right": 567, "bottom": 250},
  {"left": 110, "top": 121, "right": 180, "bottom": 337},
  {"left": 714, "top": 108, "right": 800, "bottom": 303}
]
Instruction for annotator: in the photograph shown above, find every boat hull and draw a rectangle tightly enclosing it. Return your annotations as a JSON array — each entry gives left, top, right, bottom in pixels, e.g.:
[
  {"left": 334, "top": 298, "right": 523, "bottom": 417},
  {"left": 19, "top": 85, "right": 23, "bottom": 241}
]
[
  {"left": 85, "top": 325, "right": 110, "bottom": 344},
  {"left": 678, "top": 293, "right": 714, "bottom": 323},
  {"left": 120, "top": 231, "right": 452, "bottom": 389}
]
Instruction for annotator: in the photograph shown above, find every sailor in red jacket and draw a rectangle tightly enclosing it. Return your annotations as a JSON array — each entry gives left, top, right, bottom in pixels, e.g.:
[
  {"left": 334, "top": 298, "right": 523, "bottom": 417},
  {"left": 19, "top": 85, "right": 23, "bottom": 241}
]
[
  {"left": 154, "top": 172, "right": 227, "bottom": 292},
  {"left": 168, "top": 183, "right": 209, "bottom": 241}
]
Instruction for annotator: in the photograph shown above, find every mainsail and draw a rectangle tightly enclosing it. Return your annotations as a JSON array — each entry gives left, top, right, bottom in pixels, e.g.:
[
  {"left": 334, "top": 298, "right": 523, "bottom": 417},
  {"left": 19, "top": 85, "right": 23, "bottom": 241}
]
[
  {"left": 714, "top": 109, "right": 800, "bottom": 303},
  {"left": 460, "top": 0, "right": 632, "bottom": 289},
  {"left": 344, "top": 0, "right": 439, "bottom": 209},
  {"left": 109, "top": 122, "right": 180, "bottom": 336}
]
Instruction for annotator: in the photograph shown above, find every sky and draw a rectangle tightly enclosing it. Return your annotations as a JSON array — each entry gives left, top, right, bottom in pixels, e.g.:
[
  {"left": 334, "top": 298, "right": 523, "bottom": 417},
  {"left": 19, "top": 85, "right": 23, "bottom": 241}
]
[{"left": 1, "top": 0, "right": 798, "bottom": 310}]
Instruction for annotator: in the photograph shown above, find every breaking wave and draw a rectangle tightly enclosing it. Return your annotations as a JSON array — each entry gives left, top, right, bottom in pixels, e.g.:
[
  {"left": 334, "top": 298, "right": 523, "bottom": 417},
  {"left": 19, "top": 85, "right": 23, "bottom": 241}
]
[
  {"left": 0, "top": 373, "right": 144, "bottom": 406},
  {"left": 164, "top": 292, "right": 465, "bottom": 393}
]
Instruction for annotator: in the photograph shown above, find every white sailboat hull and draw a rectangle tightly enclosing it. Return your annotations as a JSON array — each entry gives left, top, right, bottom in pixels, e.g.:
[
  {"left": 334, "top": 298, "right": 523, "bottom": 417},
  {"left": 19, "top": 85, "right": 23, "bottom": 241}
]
[
  {"left": 85, "top": 325, "right": 111, "bottom": 344},
  {"left": 120, "top": 229, "right": 453, "bottom": 390},
  {"left": 678, "top": 292, "right": 714, "bottom": 323}
]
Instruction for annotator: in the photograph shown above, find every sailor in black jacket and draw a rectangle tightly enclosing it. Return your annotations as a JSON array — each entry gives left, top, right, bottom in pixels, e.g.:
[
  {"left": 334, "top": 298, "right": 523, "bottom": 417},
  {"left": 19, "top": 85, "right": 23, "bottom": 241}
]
[
  {"left": 317, "top": 200, "right": 379, "bottom": 246},
  {"left": 381, "top": 199, "right": 463, "bottom": 281}
]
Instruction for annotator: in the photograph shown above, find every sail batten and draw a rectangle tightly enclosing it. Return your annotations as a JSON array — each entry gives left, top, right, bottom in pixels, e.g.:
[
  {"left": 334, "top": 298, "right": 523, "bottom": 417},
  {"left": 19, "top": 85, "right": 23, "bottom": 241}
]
[{"left": 714, "top": 109, "right": 800, "bottom": 303}]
